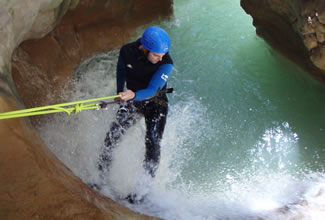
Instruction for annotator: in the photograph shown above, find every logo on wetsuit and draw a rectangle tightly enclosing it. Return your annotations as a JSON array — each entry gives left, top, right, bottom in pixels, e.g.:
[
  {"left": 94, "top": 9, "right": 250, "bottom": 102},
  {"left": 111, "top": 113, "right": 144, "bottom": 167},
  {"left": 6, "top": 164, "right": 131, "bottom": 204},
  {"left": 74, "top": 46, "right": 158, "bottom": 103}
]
[{"left": 161, "top": 74, "right": 168, "bottom": 81}]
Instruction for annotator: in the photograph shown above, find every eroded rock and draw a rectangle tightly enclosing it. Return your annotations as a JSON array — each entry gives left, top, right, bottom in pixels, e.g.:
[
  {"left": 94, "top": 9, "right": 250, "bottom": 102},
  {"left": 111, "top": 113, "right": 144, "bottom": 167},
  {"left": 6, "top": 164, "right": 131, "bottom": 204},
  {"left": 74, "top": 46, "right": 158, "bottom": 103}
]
[{"left": 241, "top": 0, "right": 325, "bottom": 82}]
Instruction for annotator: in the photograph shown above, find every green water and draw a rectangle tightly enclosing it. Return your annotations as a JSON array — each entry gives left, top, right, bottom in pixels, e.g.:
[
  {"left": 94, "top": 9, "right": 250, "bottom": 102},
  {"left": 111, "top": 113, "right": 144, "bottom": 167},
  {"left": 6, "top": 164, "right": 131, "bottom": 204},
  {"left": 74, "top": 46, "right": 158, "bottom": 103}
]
[{"left": 156, "top": 0, "right": 325, "bottom": 189}]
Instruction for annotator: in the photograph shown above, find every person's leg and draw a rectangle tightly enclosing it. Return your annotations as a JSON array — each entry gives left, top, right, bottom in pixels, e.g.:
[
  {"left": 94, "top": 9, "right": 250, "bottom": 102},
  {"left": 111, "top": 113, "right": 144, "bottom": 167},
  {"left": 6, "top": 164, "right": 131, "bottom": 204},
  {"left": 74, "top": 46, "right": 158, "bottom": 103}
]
[
  {"left": 98, "top": 102, "right": 139, "bottom": 171},
  {"left": 143, "top": 101, "right": 168, "bottom": 177},
  {"left": 124, "top": 100, "right": 167, "bottom": 203}
]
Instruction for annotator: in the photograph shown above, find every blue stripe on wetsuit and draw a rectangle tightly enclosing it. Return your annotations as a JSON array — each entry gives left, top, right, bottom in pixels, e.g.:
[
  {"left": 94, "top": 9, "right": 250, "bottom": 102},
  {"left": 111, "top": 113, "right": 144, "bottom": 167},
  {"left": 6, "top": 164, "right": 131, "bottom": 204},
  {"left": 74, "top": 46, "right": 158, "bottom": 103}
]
[
  {"left": 116, "top": 56, "right": 173, "bottom": 101},
  {"left": 133, "top": 63, "right": 173, "bottom": 101}
]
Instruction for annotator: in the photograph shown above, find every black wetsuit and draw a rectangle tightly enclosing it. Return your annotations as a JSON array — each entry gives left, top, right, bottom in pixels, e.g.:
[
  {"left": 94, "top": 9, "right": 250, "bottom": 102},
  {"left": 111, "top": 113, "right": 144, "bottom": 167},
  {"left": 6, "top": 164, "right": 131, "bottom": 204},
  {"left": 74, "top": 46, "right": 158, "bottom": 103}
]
[{"left": 98, "top": 39, "right": 173, "bottom": 177}]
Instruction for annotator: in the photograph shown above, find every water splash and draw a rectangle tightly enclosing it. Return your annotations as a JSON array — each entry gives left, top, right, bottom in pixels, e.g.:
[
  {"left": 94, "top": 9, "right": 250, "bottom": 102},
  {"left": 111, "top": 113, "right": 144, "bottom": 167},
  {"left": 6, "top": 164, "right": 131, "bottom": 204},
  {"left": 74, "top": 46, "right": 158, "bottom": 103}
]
[
  {"left": 36, "top": 49, "right": 325, "bottom": 220},
  {"left": 249, "top": 121, "right": 300, "bottom": 173}
]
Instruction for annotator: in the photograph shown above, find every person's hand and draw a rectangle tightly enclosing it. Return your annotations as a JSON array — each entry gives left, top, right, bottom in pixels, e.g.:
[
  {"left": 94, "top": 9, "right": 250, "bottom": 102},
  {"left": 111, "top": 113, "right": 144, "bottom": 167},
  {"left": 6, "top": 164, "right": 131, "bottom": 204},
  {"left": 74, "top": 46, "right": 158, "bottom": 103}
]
[
  {"left": 114, "top": 97, "right": 122, "bottom": 102},
  {"left": 119, "top": 90, "right": 135, "bottom": 101}
]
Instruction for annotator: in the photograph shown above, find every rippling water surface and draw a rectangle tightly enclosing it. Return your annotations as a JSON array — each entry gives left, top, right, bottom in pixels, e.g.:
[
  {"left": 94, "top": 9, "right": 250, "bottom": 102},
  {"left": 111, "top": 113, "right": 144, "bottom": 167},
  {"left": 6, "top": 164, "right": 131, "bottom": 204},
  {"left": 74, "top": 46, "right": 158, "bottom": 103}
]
[{"left": 39, "top": 0, "right": 325, "bottom": 219}]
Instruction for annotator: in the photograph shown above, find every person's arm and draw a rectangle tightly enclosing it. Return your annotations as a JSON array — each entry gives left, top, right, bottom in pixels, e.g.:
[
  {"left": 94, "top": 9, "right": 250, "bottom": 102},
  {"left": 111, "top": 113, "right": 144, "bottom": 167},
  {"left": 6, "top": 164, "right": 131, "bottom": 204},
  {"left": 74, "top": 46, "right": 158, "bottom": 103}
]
[
  {"left": 133, "top": 64, "right": 173, "bottom": 101},
  {"left": 116, "top": 55, "right": 126, "bottom": 94}
]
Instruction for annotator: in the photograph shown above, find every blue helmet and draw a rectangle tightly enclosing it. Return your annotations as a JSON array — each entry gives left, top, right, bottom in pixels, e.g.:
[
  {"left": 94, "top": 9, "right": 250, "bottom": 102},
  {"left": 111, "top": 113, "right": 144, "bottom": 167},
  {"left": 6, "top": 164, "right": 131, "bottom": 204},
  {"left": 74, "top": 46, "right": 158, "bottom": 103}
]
[{"left": 140, "top": 26, "right": 170, "bottom": 53}]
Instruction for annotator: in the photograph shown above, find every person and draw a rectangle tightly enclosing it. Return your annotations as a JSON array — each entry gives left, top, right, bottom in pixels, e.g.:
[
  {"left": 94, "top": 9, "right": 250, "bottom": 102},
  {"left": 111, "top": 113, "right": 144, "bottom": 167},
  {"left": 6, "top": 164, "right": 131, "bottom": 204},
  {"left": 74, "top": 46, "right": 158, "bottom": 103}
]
[{"left": 97, "top": 26, "right": 173, "bottom": 184}]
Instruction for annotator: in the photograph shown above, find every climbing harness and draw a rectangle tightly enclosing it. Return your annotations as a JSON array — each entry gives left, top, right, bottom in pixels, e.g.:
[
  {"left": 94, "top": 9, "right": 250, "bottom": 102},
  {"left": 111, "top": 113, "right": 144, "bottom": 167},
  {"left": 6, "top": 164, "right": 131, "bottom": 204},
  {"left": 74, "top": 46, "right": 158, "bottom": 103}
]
[
  {"left": 151, "top": 88, "right": 173, "bottom": 107},
  {"left": 0, "top": 94, "right": 121, "bottom": 120}
]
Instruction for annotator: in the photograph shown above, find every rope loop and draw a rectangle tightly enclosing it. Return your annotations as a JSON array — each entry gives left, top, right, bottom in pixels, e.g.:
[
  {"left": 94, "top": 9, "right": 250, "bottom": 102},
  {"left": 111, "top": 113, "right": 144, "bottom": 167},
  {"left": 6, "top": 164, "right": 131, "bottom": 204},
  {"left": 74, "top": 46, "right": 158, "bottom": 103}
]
[{"left": 74, "top": 104, "right": 83, "bottom": 114}]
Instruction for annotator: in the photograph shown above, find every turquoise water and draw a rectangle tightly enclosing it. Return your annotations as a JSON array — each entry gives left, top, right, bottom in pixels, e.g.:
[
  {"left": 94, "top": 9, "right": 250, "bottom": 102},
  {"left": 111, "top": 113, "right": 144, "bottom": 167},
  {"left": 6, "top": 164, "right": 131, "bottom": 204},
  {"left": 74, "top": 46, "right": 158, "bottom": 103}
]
[
  {"left": 162, "top": 0, "right": 325, "bottom": 186},
  {"left": 165, "top": 1, "right": 325, "bottom": 175},
  {"left": 40, "top": 0, "right": 325, "bottom": 219}
]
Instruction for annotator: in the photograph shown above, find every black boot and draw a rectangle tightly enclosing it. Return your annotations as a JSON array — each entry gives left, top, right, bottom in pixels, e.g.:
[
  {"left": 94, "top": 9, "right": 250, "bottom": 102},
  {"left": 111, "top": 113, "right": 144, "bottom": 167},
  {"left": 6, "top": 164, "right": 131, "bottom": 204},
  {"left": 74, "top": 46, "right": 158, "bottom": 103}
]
[{"left": 125, "top": 193, "right": 145, "bottom": 204}]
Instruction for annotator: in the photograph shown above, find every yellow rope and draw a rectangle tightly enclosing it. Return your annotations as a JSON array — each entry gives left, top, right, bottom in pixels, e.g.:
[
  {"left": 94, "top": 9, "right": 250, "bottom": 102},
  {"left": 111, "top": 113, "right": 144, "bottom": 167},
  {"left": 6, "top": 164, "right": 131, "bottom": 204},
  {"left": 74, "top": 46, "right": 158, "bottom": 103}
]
[{"left": 0, "top": 94, "right": 121, "bottom": 120}]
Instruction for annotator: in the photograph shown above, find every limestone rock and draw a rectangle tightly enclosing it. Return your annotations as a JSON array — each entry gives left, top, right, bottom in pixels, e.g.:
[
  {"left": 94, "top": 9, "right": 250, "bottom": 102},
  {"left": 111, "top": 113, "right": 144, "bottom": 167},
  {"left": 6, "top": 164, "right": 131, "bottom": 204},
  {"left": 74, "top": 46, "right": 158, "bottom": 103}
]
[
  {"left": 311, "top": 45, "right": 325, "bottom": 69},
  {"left": 304, "top": 33, "right": 318, "bottom": 50},
  {"left": 0, "top": 0, "right": 63, "bottom": 71},
  {"left": 241, "top": 0, "right": 325, "bottom": 82}
]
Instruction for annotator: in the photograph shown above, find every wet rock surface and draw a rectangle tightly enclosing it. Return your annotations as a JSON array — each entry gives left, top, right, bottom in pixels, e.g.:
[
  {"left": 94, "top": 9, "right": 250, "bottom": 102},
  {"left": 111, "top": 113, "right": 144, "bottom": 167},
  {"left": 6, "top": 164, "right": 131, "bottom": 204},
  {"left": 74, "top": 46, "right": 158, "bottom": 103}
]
[{"left": 241, "top": 0, "right": 325, "bottom": 82}]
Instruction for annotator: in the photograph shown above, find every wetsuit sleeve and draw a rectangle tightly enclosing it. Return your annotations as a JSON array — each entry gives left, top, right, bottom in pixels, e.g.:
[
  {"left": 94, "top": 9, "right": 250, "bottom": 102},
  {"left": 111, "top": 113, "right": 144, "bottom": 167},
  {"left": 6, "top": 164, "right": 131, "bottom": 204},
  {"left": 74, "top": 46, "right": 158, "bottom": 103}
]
[
  {"left": 116, "top": 55, "right": 126, "bottom": 94},
  {"left": 133, "top": 64, "right": 173, "bottom": 101}
]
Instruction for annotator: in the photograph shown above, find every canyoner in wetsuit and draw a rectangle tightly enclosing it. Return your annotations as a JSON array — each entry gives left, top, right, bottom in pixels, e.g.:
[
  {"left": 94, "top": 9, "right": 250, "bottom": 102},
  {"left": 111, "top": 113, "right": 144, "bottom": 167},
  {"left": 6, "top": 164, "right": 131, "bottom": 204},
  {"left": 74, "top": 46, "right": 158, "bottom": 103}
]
[{"left": 97, "top": 26, "right": 173, "bottom": 179}]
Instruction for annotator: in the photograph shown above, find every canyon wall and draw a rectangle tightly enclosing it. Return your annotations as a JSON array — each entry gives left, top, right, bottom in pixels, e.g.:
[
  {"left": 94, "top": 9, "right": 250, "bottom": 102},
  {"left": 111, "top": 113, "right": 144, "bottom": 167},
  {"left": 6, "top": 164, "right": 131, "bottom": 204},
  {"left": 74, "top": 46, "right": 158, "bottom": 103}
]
[
  {"left": 3, "top": 0, "right": 323, "bottom": 219},
  {"left": 241, "top": 0, "right": 325, "bottom": 82}
]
